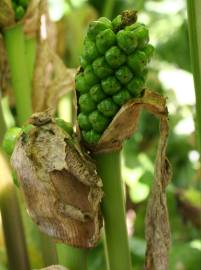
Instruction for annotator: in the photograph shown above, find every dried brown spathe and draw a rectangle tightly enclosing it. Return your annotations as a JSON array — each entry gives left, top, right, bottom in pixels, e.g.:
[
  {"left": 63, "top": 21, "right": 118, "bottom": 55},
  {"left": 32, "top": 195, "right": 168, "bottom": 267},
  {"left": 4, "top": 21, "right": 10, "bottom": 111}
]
[
  {"left": 145, "top": 117, "right": 171, "bottom": 270},
  {"left": 11, "top": 112, "right": 103, "bottom": 248}
]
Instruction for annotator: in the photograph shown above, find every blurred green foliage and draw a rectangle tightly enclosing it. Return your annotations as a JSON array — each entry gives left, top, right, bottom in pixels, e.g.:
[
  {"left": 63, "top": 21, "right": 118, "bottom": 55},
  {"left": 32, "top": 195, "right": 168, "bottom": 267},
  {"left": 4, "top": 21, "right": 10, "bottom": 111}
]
[{"left": 0, "top": 0, "right": 200, "bottom": 269}]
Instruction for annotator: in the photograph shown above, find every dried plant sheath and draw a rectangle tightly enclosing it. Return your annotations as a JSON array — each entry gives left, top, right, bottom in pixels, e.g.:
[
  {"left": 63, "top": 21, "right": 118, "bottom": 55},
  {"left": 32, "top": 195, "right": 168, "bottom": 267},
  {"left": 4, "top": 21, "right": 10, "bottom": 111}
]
[
  {"left": 145, "top": 117, "right": 171, "bottom": 270},
  {"left": 86, "top": 89, "right": 167, "bottom": 153},
  {"left": 11, "top": 113, "right": 103, "bottom": 248}
]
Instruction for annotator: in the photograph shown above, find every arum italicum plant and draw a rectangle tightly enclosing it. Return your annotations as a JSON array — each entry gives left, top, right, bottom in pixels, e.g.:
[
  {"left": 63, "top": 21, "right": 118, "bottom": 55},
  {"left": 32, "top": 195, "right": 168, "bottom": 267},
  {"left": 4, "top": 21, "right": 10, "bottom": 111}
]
[
  {"left": 76, "top": 10, "right": 154, "bottom": 270},
  {"left": 1, "top": 4, "right": 171, "bottom": 270},
  {"left": 186, "top": 0, "right": 201, "bottom": 157}
]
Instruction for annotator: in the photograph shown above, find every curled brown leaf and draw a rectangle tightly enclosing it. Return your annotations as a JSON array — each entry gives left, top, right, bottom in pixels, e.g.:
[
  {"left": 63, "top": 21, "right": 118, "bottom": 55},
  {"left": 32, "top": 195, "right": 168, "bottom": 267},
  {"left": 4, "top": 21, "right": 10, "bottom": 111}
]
[{"left": 11, "top": 112, "right": 103, "bottom": 248}]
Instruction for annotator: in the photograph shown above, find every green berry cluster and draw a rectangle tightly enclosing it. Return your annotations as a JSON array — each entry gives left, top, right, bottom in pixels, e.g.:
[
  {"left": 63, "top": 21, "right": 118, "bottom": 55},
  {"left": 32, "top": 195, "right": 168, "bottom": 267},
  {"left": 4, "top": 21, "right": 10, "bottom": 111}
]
[
  {"left": 12, "top": 0, "right": 29, "bottom": 21},
  {"left": 76, "top": 11, "right": 154, "bottom": 145}
]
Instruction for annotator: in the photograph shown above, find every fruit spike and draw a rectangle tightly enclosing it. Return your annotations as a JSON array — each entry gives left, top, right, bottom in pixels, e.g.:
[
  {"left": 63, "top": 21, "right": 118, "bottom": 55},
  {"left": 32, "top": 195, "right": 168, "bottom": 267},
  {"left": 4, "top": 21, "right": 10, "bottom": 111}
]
[{"left": 76, "top": 11, "right": 154, "bottom": 145}]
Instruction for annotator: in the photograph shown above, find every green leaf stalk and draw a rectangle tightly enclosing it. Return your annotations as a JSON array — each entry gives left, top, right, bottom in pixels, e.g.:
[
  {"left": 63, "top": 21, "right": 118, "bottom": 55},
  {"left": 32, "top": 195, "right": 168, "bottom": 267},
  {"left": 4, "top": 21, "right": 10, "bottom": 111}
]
[
  {"left": 95, "top": 151, "right": 132, "bottom": 270},
  {"left": 187, "top": 0, "right": 201, "bottom": 156}
]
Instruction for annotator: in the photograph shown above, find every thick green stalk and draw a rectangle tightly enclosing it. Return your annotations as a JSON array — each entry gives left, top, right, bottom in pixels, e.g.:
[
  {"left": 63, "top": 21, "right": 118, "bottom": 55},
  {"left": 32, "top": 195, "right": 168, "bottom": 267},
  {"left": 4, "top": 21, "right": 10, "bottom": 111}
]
[
  {"left": 187, "top": 0, "right": 201, "bottom": 155},
  {"left": 39, "top": 233, "right": 58, "bottom": 266},
  {"left": 3, "top": 23, "right": 32, "bottom": 125},
  {"left": 95, "top": 151, "right": 132, "bottom": 270},
  {"left": 0, "top": 101, "right": 7, "bottom": 144},
  {"left": 4, "top": 23, "right": 57, "bottom": 266},
  {"left": 0, "top": 98, "right": 30, "bottom": 269},
  {"left": 57, "top": 244, "right": 87, "bottom": 270},
  {"left": 102, "top": 0, "right": 115, "bottom": 19},
  {"left": 25, "top": 37, "right": 37, "bottom": 83}
]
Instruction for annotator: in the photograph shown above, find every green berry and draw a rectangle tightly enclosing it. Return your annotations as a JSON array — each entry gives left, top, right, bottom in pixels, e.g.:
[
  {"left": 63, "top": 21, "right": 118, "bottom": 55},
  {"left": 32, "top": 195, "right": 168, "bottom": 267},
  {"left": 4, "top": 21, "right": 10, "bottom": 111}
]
[
  {"left": 87, "top": 21, "right": 110, "bottom": 41},
  {"left": 96, "top": 29, "right": 116, "bottom": 54},
  {"left": 92, "top": 57, "right": 113, "bottom": 79},
  {"left": 112, "top": 15, "right": 122, "bottom": 32},
  {"left": 128, "top": 51, "right": 147, "bottom": 74},
  {"left": 134, "top": 26, "right": 149, "bottom": 49},
  {"left": 80, "top": 56, "right": 88, "bottom": 68},
  {"left": 125, "top": 22, "right": 144, "bottom": 31},
  {"left": 112, "top": 11, "right": 137, "bottom": 32},
  {"left": 127, "top": 77, "right": 144, "bottom": 96},
  {"left": 89, "top": 110, "right": 109, "bottom": 132},
  {"left": 15, "top": 6, "right": 25, "bottom": 20},
  {"left": 98, "top": 17, "right": 112, "bottom": 29},
  {"left": 115, "top": 66, "right": 133, "bottom": 84},
  {"left": 90, "top": 84, "right": 106, "bottom": 103},
  {"left": 101, "top": 76, "right": 121, "bottom": 95},
  {"left": 77, "top": 113, "right": 91, "bottom": 130},
  {"left": 83, "top": 38, "right": 99, "bottom": 63},
  {"left": 112, "top": 90, "right": 131, "bottom": 106},
  {"left": 55, "top": 118, "right": 73, "bottom": 135},
  {"left": 79, "top": 93, "right": 96, "bottom": 113},
  {"left": 82, "top": 130, "right": 101, "bottom": 144},
  {"left": 97, "top": 98, "right": 119, "bottom": 117},
  {"left": 84, "top": 65, "right": 99, "bottom": 87},
  {"left": 105, "top": 46, "right": 126, "bottom": 68},
  {"left": 3, "top": 127, "right": 21, "bottom": 156},
  {"left": 117, "top": 30, "right": 138, "bottom": 54},
  {"left": 143, "top": 44, "right": 154, "bottom": 61},
  {"left": 75, "top": 73, "right": 89, "bottom": 93}
]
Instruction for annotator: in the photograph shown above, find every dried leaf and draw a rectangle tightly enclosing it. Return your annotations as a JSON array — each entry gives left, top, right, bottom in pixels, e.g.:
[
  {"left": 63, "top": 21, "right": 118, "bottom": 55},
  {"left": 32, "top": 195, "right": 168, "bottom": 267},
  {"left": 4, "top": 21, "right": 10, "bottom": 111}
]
[
  {"left": 145, "top": 117, "right": 171, "bottom": 270},
  {"left": 90, "top": 89, "right": 167, "bottom": 153},
  {"left": 0, "top": 0, "right": 15, "bottom": 28},
  {"left": 32, "top": 42, "right": 76, "bottom": 112},
  {"left": 11, "top": 112, "right": 103, "bottom": 248}
]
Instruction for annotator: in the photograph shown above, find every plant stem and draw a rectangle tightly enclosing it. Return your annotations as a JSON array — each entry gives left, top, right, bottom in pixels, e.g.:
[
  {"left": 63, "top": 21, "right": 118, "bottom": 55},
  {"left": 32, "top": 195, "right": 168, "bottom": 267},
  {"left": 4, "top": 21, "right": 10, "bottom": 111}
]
[
  {"left": 0, "top": 149, "right": 30, "bottom": 270},
  {"left": 3, "top": 23, "right": 32, "bottom": 125},
  {"left": 0, "top": 100, "right": 7, "bottom": 144},
  {"left": 95, "top": 151, "right": 132, "bottom": 270},
  {"left": 39, "top": 233, "right": 58, "bottom": 266},
  {"left": 57, "top": 244, "right": 87, "bottom": 270},
  {"left": 102, "top": 0, "right": 116, "bottom": 19},
  {"left": 186, "top": 0, "right": 201, "bottom": 156},
  {"left": 4, "top": 23, "right": 58, "bottom": 266},
  {"left": 25, "top": 37, "right": 37, "bottom": 83}
]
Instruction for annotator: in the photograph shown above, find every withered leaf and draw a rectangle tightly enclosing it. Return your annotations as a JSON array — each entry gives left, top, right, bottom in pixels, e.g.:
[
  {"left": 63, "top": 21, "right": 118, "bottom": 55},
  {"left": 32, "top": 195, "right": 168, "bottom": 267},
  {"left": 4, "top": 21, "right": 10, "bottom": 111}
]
[
  {"left": 145, "top": 117, "right": 171, "bottom": 270},
  {"left": 11, "top": 112, "right": 103, "bottom": 248},
  {"left": 90, "top": 89, "right": 167, "bottom": 153}
]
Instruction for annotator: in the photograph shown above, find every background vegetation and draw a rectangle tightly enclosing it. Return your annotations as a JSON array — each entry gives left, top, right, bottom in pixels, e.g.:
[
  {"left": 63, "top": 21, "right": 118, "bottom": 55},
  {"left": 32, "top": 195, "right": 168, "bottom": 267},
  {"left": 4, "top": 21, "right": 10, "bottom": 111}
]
[{"left": 0, "top": 0, "right": 200, "bottom": 269}]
